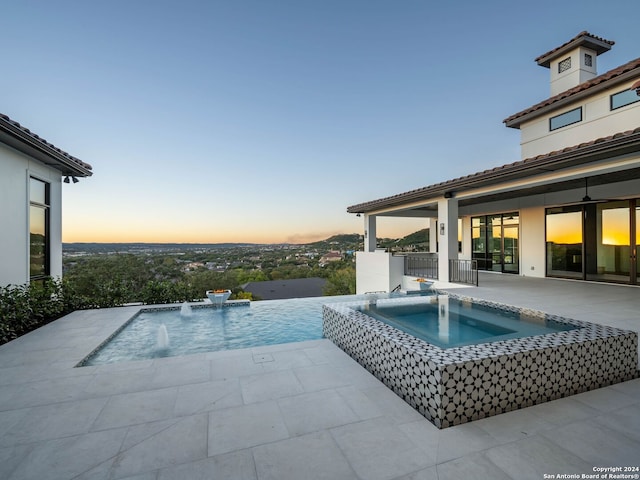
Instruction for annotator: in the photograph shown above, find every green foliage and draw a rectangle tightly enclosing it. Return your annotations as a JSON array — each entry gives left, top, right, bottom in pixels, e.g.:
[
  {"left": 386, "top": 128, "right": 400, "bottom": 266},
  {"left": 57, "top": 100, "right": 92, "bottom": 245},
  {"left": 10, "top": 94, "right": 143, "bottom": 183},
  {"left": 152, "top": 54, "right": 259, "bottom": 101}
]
[
  {"left": 0, "top": 278, "right": 73, "bottom": 345},
  {"left": 139, "top": 280, "right": 197, "bottom": 305},
  {"left": 2, "top": 237, "right": 369, "bottom": 344},
  {"left": 323, "top": 266, "right": 356, "bottom": 296},
  {"left": 64, "top": 254, "right": 153, "bottom": 305}
]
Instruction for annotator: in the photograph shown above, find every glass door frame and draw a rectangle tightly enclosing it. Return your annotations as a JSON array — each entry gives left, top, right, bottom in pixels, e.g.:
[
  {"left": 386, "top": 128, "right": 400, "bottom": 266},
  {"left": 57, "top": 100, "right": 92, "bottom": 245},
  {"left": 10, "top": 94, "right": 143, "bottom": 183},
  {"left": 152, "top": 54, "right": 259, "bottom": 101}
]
[
  {"left": 546, "top": 199, "right": 638, "bottom": 285},
  {"left": 472, "top": 212, "right": 520, "bottom": 274}
]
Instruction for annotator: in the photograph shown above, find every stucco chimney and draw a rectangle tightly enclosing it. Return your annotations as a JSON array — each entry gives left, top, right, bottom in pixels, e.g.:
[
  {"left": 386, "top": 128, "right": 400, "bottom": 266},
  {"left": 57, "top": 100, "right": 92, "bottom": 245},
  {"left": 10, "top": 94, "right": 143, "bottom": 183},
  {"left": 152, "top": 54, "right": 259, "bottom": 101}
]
[{"left": 535, "top": 32, "right": 614, "bottom": 96}]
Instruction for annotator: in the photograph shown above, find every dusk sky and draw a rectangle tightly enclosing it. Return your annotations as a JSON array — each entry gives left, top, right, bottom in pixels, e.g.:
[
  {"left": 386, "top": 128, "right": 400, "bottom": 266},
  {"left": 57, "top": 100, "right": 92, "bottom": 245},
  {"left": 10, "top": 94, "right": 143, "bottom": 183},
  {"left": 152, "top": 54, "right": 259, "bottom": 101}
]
[{"left": 2, "top": 1, "right": 638, "bottom": 243}]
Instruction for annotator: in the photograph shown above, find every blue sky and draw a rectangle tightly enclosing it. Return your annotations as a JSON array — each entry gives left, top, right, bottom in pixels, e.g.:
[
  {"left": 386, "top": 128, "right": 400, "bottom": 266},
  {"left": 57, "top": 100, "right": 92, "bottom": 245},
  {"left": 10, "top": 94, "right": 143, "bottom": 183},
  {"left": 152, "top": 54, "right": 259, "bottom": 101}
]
[{"left": 2, "top": 0, "right": 638, "bottom": 243}]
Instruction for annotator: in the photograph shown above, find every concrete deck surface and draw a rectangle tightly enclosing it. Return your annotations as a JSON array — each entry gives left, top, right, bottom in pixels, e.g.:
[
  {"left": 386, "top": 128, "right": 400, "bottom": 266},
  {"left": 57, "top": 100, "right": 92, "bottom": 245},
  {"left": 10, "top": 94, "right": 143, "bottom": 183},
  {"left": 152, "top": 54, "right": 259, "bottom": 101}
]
[{"left": 0, "top": 273, "right": 638, "bottom": 479}]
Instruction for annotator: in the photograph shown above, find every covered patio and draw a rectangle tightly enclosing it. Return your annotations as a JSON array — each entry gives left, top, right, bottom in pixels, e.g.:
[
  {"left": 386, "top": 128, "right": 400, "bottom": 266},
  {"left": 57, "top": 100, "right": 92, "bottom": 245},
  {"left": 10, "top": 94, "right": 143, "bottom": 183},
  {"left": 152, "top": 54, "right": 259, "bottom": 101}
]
[
  {"left": 348, "top": 128, "right": 640, "bottom": 294},
  {"left": 0, "top": 273, "right": 638, "bottom": 479}
]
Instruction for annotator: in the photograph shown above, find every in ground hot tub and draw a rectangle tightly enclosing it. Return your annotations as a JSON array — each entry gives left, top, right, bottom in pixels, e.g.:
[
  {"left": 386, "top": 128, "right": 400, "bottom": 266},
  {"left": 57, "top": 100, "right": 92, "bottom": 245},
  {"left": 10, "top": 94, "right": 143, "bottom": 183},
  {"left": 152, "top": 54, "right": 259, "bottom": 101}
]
[{"left": 322, "top": 293, "right": 638, "bottom": 428}]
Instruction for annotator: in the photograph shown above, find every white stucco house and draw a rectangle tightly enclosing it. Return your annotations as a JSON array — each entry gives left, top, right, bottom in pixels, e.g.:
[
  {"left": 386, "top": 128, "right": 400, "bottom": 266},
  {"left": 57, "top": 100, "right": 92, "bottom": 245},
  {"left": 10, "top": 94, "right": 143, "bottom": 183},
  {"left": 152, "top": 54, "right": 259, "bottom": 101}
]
[
  {"left": 0, "top": 114, "right": 92, "bottom": 287},
  {"left": 349, "top": 32, "right": 640, "bottom": 294}
]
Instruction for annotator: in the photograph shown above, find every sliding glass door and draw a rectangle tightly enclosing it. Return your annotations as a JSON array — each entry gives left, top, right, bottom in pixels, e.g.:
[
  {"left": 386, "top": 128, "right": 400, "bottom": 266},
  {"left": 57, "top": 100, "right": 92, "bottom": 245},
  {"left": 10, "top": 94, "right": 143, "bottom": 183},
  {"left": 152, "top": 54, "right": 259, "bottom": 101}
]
[
  {"left": 546, "top": 206, "right": 583, "bottom": 279},
  {"left": 547, "top": 200, "right": 638, "bottom": 284}
]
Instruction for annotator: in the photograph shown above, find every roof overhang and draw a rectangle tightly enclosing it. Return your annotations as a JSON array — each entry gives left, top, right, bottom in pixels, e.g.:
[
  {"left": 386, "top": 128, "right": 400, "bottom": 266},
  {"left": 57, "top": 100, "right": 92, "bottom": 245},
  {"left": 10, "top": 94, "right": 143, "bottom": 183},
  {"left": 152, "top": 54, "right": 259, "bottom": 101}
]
[
  {"left": 504, "top": 59, "right": 640, "bottom": 129},
  {"left": 347, "top": 128, "right": 640, "bottom": 215},
  {"left": 535, "top": 32, "right": 614, "bottom": 68},
  {"left": 0, "top": 114, "right": 93, "bottom": 177}
]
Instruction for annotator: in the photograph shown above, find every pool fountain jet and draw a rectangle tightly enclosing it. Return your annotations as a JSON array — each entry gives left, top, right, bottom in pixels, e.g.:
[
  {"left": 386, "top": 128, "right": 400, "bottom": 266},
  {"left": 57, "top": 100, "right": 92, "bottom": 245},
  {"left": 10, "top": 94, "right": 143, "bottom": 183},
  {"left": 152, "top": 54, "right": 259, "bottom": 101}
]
[
  {"left": 180, "top": 302, "right": 193, "bottom": 317},
  {"left": 206, "top": 289, "right": 232, "bottom": 307},
  {"left": 156, "top": 324, "right": 169, "bottom": 350}
]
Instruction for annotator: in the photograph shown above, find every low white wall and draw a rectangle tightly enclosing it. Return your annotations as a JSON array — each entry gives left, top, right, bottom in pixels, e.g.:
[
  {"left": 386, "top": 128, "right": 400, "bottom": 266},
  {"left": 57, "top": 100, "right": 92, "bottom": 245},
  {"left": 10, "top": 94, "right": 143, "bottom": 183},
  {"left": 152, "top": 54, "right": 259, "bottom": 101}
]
[{"left": 355, "top": 251, "right": 405, "bottom": 294}]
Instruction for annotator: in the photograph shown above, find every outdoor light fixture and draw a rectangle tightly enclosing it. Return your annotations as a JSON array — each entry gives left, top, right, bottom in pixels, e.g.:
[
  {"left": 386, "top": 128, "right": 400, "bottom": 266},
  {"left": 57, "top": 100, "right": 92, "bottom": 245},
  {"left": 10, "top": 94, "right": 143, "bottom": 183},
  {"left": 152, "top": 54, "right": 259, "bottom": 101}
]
[
  {"left": 632, "top": 80, "right": 640, "bottom": 96},
  {"left": 63, "top": 176, "right": 70, "bottom": 183},
  {"left": 72, "top": 176, "right": 79, "bottom": 183}
]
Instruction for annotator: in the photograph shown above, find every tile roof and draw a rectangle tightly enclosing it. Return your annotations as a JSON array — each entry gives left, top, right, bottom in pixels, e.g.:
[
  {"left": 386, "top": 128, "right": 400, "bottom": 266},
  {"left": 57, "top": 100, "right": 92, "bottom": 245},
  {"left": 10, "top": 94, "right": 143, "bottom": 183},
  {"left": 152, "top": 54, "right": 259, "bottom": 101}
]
[
  {"left": 347, "top": 127, "right": 640, "bottom": 213},
  {"left": 504, "top": 57, "right": 640, "bottom": 127},
  {"left": 0, "top": 113, "right": 93, "bottom": 176},
  {"left": 534, "top": 31, "right": 614, "bottom": 66}
]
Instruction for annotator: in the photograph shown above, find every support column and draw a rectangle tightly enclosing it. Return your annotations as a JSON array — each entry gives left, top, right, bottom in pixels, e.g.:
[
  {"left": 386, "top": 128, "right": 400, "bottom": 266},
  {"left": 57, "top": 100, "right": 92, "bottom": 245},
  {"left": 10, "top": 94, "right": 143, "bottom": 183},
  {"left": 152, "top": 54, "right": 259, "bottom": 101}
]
[
  {"left": 364, "top": 214, "right": 377, "bottom": 252},
  {"left": 437, "top": 198, "right": 458, "bottom": 282}
]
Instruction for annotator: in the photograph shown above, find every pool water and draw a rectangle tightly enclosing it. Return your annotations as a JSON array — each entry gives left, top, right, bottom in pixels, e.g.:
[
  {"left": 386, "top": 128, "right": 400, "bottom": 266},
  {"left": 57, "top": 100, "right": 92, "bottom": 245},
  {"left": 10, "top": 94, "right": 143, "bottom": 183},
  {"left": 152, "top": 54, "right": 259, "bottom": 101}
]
[
  {"left": 83, "top": 296, "right": 359, "bottom": 365},
  {"left": 357, "top": 296, "right": 578, "bottom": 349}
]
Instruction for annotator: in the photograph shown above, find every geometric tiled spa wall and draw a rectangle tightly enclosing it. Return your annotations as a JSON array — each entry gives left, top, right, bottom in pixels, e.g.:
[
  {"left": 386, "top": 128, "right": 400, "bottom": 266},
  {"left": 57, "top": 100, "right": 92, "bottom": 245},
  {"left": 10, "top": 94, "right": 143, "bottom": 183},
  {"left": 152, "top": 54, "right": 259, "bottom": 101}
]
[{"left": 323, "top": 300, "right": 638, "bottom": 429}]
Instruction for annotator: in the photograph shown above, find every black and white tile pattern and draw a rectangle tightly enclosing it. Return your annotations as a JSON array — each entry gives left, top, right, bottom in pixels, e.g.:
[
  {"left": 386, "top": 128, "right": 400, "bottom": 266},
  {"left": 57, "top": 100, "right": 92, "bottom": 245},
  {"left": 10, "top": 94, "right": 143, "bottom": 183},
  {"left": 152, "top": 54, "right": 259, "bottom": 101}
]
[{"left": 322, "top": 293, "right": 638, "bottom": 429}]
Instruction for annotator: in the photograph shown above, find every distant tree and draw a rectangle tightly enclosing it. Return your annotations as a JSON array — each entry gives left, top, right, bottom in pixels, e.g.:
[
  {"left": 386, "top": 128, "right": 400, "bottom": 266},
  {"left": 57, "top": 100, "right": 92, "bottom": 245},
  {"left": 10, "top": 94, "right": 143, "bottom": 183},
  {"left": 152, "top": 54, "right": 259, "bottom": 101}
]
[{"left": 323, "top": 267, "right": 356, "bottom": 296}]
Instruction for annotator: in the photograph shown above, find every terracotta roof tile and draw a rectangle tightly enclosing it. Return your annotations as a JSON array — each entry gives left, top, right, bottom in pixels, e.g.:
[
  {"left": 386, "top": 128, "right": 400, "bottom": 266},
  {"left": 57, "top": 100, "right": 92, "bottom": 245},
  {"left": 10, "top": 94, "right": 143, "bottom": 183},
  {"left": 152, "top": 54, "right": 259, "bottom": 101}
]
[
  {"left": 347, "top": 127, "right": 640, "bottom": 213},
  {"left": 0, "top": 113, "right": 92, "bottom": 173},
  {"left": 503, "top": 57, "right": 640, "bottom": 126},
  {"left": 534, "top": 31, "right": 614, "bottom": 65}
]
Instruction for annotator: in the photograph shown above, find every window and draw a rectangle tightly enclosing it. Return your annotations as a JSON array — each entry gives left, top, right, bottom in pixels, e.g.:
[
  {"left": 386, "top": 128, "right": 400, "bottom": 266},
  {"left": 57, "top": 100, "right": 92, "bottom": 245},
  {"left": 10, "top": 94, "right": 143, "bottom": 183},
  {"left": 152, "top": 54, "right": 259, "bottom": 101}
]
[
  {"left": 610, "top": 89, "right": 640, "bottom": 110},
  {"left": 584, "top": 53, "right": 592, "bottom": 67},
  {"left": 549, "top": 107, "right": 582, "bottom": 131},
  {"left": 29, "top": 177, "right": 50, "bottom": 280},
  {"left": 558, "top": 57, "right": 571, "bottom": 73}
]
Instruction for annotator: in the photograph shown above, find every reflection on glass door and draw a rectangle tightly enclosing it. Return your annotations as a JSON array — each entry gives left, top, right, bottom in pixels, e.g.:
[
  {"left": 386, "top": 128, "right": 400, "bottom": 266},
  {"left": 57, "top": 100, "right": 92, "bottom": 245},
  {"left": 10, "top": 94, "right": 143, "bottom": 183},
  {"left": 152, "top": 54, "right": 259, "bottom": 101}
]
[
  {"left": 546, "top": 206, "right": 583, "bottom": 279},
  {"left": 489, "top": 215, "right": 502, "bottom": 272},
  {"left": 503, "top": 216, "right": 519, "bottom": 274},
  {"left": 631, "top": 206, "right": 640, "bottom": 284},
  {"left": 472, "top": 213, "right": 519, "bottom": 274},
  {"left": 586, "top": 201, "right": 631, "bottom": 282},
  {"left": 547, "top": 200, "right": 638, "bottom": 284}
]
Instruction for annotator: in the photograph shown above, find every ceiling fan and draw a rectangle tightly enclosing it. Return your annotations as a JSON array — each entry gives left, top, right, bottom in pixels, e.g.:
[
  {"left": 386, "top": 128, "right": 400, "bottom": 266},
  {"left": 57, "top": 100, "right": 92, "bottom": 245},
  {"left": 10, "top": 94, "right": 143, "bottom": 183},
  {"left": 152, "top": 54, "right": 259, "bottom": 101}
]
[
  {"left": 551, "top": 177, "right": 613, "bottom": 207},
  {"left": 579, "top": 177, "right": 613, "bottom": 205}
]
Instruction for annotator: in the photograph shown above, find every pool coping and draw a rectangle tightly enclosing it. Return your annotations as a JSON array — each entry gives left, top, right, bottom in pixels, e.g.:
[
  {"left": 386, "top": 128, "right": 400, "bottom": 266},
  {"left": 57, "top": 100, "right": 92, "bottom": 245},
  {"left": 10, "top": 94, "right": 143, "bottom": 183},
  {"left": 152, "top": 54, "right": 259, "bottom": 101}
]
[{"left": 322, "top": 291, "right": 639, "bottom": 428}]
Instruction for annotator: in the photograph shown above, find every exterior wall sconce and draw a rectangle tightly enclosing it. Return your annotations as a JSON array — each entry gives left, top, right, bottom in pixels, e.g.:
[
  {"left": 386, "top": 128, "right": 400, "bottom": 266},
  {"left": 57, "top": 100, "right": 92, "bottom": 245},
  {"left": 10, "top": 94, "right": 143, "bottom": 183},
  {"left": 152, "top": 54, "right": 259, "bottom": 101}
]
[{"left": 64, "top": 176, "right": 79, "bottom": 184}]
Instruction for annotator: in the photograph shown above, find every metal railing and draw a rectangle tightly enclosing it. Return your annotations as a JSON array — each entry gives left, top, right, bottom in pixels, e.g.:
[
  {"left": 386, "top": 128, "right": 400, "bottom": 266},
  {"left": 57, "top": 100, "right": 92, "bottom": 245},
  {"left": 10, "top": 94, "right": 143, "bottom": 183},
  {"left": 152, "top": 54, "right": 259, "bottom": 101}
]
[
  {"left": 404, "top": 253, "right": 438, "bottom": 279},
  {"left": 449, "top": 259, "right": 479, "bottom": 286}
]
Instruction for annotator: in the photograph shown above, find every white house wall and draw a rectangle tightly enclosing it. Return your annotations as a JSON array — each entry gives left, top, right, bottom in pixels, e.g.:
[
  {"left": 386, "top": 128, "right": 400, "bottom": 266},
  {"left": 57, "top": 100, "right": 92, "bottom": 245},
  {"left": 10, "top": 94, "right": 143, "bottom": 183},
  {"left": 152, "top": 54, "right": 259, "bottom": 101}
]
[
  {"left": 520, "top": 80, "right": 640, "bottom": 159},
  {"left": 0, "top": 143, "right": 63, "bottom": 286},
  {"left": 519, "top": 205, "right": 545, "bottom": 277}
]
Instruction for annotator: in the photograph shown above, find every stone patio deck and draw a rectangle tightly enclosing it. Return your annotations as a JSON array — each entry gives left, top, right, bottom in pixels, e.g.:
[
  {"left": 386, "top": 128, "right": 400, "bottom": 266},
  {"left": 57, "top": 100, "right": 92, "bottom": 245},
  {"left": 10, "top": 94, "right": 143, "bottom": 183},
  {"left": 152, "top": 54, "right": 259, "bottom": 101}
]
[{"left": 0, "top": 273, "right": 638, "bottom": 479}]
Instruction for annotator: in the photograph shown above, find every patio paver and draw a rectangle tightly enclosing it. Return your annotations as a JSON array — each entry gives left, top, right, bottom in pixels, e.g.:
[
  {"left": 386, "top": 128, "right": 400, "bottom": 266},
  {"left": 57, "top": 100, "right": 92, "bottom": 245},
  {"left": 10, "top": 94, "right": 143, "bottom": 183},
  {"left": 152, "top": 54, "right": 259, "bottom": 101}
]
[{"left": 0, "top": 273, "right": 638, "bottom": 479}]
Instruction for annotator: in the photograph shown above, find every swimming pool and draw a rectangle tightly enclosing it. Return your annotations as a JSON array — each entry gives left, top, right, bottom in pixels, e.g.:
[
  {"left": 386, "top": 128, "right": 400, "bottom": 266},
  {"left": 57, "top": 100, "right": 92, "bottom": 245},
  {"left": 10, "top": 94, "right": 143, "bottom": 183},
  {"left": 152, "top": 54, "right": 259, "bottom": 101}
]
[
  {"left": 323, "top": 293, "right": 638, "bottom": 428},
  {"left": 80, "top": 294, "right": 390, "bottom": 366},
  {"left": 357, "top": 296, "right": 577, "bottom": 349}
]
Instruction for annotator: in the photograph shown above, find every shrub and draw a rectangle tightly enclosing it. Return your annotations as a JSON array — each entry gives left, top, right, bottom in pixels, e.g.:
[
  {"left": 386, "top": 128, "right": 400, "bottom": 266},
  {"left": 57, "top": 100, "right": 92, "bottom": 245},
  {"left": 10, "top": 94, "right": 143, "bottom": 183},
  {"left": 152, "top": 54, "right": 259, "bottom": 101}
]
[{"left": 0, "top": 278, "right": 74, "bottom": 345}]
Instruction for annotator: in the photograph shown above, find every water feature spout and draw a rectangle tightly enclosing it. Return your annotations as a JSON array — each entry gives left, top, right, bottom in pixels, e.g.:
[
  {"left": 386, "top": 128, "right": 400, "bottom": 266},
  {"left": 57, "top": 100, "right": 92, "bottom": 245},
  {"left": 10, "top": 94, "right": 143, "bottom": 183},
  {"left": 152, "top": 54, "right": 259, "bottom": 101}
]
[
  {"left": 206, "top": 289, "right": 232, "bottom": 307},
  {"left": 180, "top": 302, "right": 193, "bottom": 317},
  {"left": 156, "top": 324, "right": 169, "bottom": 350}
]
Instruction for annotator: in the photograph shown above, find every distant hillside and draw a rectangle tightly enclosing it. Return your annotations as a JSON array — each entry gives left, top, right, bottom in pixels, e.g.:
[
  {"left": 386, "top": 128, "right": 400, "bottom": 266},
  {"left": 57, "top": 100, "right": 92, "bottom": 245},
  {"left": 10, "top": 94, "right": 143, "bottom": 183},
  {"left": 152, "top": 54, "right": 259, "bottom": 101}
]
[
  {"left": 397, "top": 228, "right": 428, "bottom": 246},
  {"left": 311, "top": 233, "right": 361, "bottom": 245},
  {"left": 63, "top": 242, "right": 258, "bottom": 254}
]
